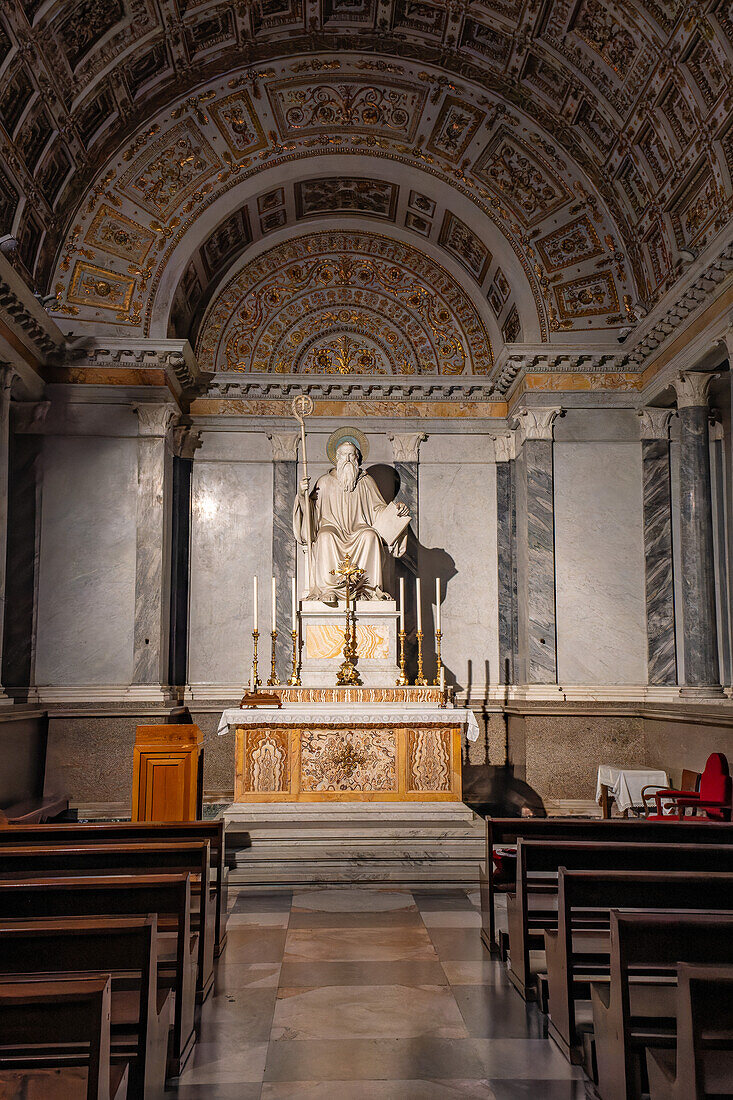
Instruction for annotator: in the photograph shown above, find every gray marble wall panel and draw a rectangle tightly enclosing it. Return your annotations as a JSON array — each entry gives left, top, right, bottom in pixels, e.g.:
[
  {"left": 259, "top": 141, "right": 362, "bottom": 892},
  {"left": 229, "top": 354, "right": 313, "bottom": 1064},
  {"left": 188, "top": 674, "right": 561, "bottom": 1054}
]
[
  {"left": 272, "top": 459, "right": 297, "bottom": 678},
  {"left": 496, "top": 459, "right": 516, "bottom": 684},
  {"left": 133, "top": 437, "right": 171, "bottom": 685},
  {"left": 642, "top": 439, "right": 677, "bottom": 685},
  {"left": 3, "top": 429, "right": 42, "bottom": 695},
  {"left": 678, "top": 405, "right": 720, "bottom": 686},
  {"left": 554, "top": 442, "right": 646, "bottom": 684},
  {"left": 521, "top": 440, "right": 557, "bottom": 683},
  {"left": 35, "top": 436, "right": 137, "bottom": 686}
]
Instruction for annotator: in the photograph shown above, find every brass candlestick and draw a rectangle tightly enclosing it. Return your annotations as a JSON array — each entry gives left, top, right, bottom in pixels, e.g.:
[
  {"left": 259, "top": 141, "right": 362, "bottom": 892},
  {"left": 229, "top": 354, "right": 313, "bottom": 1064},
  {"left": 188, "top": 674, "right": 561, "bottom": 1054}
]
[
  {"left": 415, "top": 630, "right": 428, "bottom": 685},
  {"left": 433, "top": 628, "right": 443, "bottom": 686},
  {"left": 330, "top": 554, "right": 364, "bottom": 686},
  {"left": 287, "top": 629, "right": 301, "bottom": 686},
  {"left": 268, "top": 630, "right": 279, "bottom": 686},
  {"left": 251, "top": 628, "right": 261, "bottom": 690},
  {"left": 396, "top": 628, "right": 408, "bottom": 686}
]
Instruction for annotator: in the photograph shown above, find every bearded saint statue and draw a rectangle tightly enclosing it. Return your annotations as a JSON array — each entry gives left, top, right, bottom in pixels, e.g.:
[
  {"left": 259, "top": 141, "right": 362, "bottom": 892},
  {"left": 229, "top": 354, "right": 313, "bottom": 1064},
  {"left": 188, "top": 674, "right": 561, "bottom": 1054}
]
[{"left": 293, "top": 437, "right": 410, "bottom": 604}]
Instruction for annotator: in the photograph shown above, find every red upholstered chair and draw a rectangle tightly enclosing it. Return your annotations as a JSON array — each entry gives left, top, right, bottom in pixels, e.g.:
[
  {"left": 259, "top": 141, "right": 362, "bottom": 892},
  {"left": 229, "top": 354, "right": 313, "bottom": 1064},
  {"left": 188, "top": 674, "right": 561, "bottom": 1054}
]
[{"left": 642, "top": 753, "right": 732, "bottom": 821}]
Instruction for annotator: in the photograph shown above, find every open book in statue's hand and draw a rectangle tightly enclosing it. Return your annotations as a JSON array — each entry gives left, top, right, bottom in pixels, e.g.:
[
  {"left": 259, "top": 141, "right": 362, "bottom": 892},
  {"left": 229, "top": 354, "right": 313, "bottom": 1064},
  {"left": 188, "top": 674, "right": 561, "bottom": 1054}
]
[{"left": 373, "top": 499, "right": 411, "bottom": 547}]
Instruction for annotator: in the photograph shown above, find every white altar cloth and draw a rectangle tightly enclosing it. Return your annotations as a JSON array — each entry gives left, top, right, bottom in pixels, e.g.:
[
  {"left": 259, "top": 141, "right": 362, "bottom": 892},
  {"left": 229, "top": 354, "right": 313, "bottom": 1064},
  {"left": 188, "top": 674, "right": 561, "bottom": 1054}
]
[
  {"left": 596, "top": 764, "right": 669, "bottom": 813},
  {"left": 217, "top": 706, "right": 480, "bottom": 742}
]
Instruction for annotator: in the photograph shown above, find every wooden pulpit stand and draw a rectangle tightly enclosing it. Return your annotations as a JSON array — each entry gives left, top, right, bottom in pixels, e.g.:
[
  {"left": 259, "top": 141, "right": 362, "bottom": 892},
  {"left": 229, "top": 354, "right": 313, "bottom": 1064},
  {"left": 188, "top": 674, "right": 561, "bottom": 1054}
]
[{"left": 131, "top": 724, "right": 204, "bottom": 822}]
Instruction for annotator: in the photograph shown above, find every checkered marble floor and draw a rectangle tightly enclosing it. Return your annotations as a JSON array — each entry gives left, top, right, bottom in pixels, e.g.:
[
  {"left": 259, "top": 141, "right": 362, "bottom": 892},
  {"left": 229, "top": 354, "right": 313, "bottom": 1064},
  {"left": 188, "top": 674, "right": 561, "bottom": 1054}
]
[{"left": 171, "top": 887, "right": 586, "bottom": 1099}]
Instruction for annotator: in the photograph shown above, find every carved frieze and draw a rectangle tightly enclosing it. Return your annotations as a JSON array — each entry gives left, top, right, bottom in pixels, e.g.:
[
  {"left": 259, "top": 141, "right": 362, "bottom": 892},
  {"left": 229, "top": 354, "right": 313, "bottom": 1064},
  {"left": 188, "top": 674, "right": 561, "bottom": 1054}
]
[
  {"left": 438, "top": 211, "right": 491, "bottom": 284},
  {"left": 473, "top": 130, "right": 571, "bottom": 227},
  {"left": 295, "top": 177, "right": 397, "bottom": 219},
  {"left": 267, "top": 76, "right": 426, "bottom": 141}
]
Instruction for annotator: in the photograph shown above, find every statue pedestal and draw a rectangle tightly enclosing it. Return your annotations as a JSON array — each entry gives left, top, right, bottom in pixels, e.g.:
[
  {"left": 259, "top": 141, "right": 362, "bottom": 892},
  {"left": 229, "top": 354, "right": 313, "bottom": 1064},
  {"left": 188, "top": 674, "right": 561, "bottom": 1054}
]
[{"left": 299, "top": 599, "right": 401, "bottom": 687}]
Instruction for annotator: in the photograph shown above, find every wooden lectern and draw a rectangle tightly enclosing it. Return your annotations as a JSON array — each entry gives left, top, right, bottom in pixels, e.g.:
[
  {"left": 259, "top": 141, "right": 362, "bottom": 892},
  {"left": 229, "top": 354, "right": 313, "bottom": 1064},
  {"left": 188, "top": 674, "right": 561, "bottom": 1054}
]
[{"left": 132, "top": 725, "right": 204, "bottom": 822}]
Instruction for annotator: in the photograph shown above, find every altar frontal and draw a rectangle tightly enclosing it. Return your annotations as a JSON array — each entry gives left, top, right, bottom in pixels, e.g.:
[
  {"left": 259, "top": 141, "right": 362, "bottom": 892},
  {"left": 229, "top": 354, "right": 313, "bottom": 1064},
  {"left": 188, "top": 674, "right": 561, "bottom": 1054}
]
[{"left": 222, "top": 416, "right": 476, "bottom": 802}]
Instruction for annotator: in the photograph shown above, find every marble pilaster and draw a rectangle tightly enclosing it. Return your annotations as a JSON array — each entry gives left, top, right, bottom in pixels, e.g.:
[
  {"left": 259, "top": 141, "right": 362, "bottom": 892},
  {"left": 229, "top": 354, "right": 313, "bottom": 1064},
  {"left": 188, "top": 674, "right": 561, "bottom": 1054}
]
[
  {"left": 638, "top": 409, "right": 677, "bottom": 686},
  {"left": 388, "top": 432, "right": 426, "bottom": 540},
  {"left": 132, "top": 402, "right": 176, "bottom": 697},
  {"left": 513, "top": 408, "right": 561, "bottom": 684},
  {"left": 168, "top": 426, "right": 201, "bottom": 693},
  {"left": 709, "top": 418, "right": 731, "bottom": 685},
  {"left": 492, "top": 432, "right": 517, "bottom": 684},
  {"left": 269, "top": 432, "right": 299, "bottom": 677},
  {"left": 0, "top": 366, "right": 16, "bottom": 700},
  {"left": 672, "top": 371, "right": 721, "bottom": 692}
]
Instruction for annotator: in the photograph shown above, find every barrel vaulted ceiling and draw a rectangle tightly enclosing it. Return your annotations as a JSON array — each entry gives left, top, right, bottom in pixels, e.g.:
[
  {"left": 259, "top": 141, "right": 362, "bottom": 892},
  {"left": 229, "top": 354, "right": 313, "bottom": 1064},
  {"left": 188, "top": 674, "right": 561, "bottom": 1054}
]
[{"left": 1, "top": 0, "right": 732, "bottom": 393}]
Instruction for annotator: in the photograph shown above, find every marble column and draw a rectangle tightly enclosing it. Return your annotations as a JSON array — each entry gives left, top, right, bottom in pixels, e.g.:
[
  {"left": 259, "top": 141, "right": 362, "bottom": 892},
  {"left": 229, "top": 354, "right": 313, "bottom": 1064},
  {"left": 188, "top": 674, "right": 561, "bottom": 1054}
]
[
  {"left": 268, "top": 432, "right": 300, "bottom": 678},
  {"left": 132, "top": 402, "right": 176, "bottom": 699},
  {"left": 513, "top": 408, "right": 562, "bottom": 685},
  {"left": 167, "top": 425, "right": 201, "bottom": 695},
  {"left": 388, "top": 432, "right": 426, "bottom": 679},
  {"left": 492, "top": 431, "right": 517, "bottom": 684},
  {"left": 671, "top": 371, "right": 722, "bottom": 692},
  {"left": 0, "top": 365, "right": 16, "bottom": 701},
  {"left": 709, "top": 418, "right": 731, "bottom": 685},
  {"left": 638, "top": 408, "right": 677, "bottom": 686}
]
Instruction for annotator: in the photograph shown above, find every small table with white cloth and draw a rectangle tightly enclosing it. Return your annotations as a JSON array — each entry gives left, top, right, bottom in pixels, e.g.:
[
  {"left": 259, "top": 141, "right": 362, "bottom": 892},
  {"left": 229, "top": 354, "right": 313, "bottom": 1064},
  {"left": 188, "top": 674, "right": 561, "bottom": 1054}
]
[{"left": 596, "top": 764, "right": 669, "bottom": 817}]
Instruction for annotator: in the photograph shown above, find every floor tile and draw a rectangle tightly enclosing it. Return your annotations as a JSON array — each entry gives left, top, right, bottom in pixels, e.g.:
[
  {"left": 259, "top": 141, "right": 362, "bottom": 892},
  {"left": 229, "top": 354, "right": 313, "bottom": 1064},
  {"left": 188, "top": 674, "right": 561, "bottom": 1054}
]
[
  {"left": 440, "top": 960, "right": 510, "bottom": 987},
  {"left": 473, "top": 1039, "right": 584, "bottom": 1080},
  {"left": 224, "top": 925, "right": 288, "bottom": 961},
  {"left": 227, "top": 911, "right": 290, "bottom": 927},
  {"left": 271, "top": 984, "right": 469, "bottom": 1040},
  {"left": 279, "top": 959, "right": 448, "bottom": 987},
  {"left": 292, "top": 888, "right": 416, "bottom": 912},
  {"left": 173, "top": 1085, "right": 262, "bottom": 1099},
  {"left": 284, "top": 926, "right": 437, "bottom": 962},
  {"left": 451, "top": 985, "right": 546, "bottom": 1039},
  {"left": 196, "top": 988, "right": 278, "bottom": 1043},
  {"left": 263, "top": 1036, "right": 489, "bottom": 1081},
  {"left": 427, "top": 928, "right": 492, "bottom": 961},
  {"left": 262, "top": 1081, "right": 498, "bottom": 1098},
  {"left": 486, "top": 1081, "right": 587, "bottom": 1099},
  {"left": 421, "top": 911, "right": 483, "bottom": 927},
  {"left": 413, "top": 891, "right": 475, "bottom": 911},
  {"left": 213, "top": 960, "right": 282, "bottom": 990},
  {"left": 177, "top": 1041, "right": 270, "bottom": 1084},
  {"left": 231, "top": 892, "right": 293, "bottom": 913},
  {"left": 288, "top": 909, "right": 424, "bottom": 929}
]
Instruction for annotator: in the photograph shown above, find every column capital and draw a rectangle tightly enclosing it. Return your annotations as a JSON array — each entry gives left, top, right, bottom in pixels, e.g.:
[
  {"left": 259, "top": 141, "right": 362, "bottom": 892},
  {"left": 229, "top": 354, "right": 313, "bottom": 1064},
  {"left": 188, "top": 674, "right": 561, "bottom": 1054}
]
[
  {"left": 133, "top": 402, "right": 177, "bottom": 437},
  {"left": 709, "top": 418, "right": 724, "bottom": 442},
  {"left": 168, "top": 424, "right": 202, "bottom": 459},
  {"left": 491, "top": 431, "right": 515, "bottom": 462},
  {"left": 638, "top": 407, "right": 674, "bottom": 440},
  {"left": 0, "top": 364, "right": 16, "bottom": 398},
  {"left": 512, "top": 407, "right": 563, "bottom": 445},
  {"left": 388, "top": 431, "right": 427, "bottom": 462},
  {"left": 267, "top": 431, "right": 300, "bottom": 461},
  {"left": 672, "top": 370, "right": 719, "bottom": 409}
]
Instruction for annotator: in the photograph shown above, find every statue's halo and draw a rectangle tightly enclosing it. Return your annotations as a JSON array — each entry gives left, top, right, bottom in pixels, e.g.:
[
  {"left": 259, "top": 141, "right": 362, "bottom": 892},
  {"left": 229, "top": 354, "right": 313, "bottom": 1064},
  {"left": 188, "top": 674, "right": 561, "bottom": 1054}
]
[{"left": 326, "top": 426, "right": 370, "bottom": 465}]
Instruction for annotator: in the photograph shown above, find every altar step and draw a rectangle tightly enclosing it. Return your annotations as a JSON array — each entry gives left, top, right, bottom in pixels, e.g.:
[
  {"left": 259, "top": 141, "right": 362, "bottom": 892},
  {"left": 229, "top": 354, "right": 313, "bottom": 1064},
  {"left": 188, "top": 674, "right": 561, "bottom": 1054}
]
[{"left": 224, "top": 802, "right": 485, "bottom": 889}]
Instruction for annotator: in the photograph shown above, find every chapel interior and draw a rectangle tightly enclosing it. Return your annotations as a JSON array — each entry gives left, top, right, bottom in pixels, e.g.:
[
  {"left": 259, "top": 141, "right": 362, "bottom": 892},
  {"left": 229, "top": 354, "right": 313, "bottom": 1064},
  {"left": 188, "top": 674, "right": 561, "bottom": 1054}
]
[{"left": 2, "top": 0, "right": 733, "bottom": 1097}]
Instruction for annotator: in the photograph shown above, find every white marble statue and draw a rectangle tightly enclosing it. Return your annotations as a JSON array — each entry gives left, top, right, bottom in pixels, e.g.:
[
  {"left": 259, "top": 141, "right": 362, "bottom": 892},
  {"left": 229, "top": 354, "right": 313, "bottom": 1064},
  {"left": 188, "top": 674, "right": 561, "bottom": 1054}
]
[{"left": 293, "top": 440, "right": 409, "bottom": 604}]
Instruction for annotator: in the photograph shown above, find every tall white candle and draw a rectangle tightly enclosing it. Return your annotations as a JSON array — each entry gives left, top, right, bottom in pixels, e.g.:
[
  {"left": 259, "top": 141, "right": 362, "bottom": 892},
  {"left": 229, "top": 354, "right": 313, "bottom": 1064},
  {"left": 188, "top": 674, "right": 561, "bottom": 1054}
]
[
  {"left": 440, "top": 665, "right": 445, "bottom": 691},
  {"left": 416, "top": 577, "right": 422, "bottom": 632},
  {"left": 253, "top": 575, "right": 258, "bottom": 631},
  {"left": 271, "top": 576, "right": 276, "bottom": 631},
  {"left": 435, "top": 577, "right": 441, "bottom": 632},
  {"left": 291, "top": 577, "right": 297, "bottom": 632},
  {"left": 399, "top": 577, "right": 405, "bottom": 631}
]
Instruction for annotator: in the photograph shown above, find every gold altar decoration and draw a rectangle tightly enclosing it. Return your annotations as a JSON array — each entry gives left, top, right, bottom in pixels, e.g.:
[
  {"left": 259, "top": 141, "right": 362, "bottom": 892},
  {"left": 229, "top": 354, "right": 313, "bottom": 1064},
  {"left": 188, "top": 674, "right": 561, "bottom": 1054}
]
[
  {"left": 287, "top": 628, "right": 301, "bottom": 686},
  {"left": 414, "top": 629, "right": 428, "bottom": 686},
  {"left": 434, "top": 628, "right": 443, "bottom": 687},
  {"left": 396, "top": 628, "right": 408, "bottom": 686},
  {"left": 234, "top": 724, "right": 462, "bottom": 802},
  {"left": 250, "top": 628, "right": 261, "bottom": 690},
  {"left": 330, "top": 554, "right": 365, "bottom": 686},
  {"left": 268, "top": 629, "right": 279, "bottom": 686}
]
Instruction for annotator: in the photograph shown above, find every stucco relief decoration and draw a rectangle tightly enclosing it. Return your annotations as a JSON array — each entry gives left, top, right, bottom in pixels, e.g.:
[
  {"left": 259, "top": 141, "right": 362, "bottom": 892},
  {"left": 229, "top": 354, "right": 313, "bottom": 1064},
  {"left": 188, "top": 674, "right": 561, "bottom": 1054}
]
[
  {"left": 85, "top": 205, "right": 156, "bottom": 264},
  {"left": 300, "top": 335, "right": 388, "bottom": 376},
  {"left": 116, "top": 121, "right": 220, "bottom": 218},
  {"left": 407, "top": 728, "right": 451, "bottom": 793},
  {"left": 554, "top": 270, "right": 619, "bottom": 322},
  {"left": 210, "top": 91, "right": 268, "bottom": 155},
  {"left": 268, "top": 77, "right": 426, "bottom": 141},
  {"left": 295, "top": 177, "right": 397, "bottom": 219},
  {"left": 68, "top": 261, "right": 136, "bottom": 313},
  {"left": 571, "top": 0, "right": 636, "bottom": 74},
  {"left": 438, "top": 211, "right": 492, "bottom": 283},
  {"left": 426, "top": 96, "right": 483, "bottom": 158},
  {"left": 535, "top": 216, "right": 604, "bottom": 273},
  {"left": 474, "top": 131, "right": 571, "bottom": 226},
  {"left": 300, "top": 729, "right": 397, "bottom": 792},
  {"left": 195, "top": 231, "right": 492, "bottom": 376}
]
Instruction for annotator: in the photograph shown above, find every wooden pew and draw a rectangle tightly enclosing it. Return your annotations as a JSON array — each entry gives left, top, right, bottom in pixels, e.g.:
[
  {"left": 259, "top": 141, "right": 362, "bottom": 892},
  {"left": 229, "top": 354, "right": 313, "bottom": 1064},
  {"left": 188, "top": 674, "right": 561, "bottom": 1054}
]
[
  {"left": 0, "top": 975, "right": 128, "bottom": 1100},
  {"left": 480, "top": 817, "right": 733, "bottom": 953},
  {"left": 506, "top": 839, "right": 733, "bottom": 1000},
  {"left": 0, "top": 840, "right": 215, "bottom": 1002},
  {"left": 544, "top": 869, "right": 733, "bottom": 1061},
  {"left": 646, "top": 963, "right": 733, "bottom": 1100},
  {"left": 0, "top": 873, "right": 197, "bottom": 1077},
  {"left": 0, "top": 820, "right": 228, "bottom": 957},
  {"left": 592, "top": 911, "right": 733, "bottom": 1100},
  {"left": 0, "top": 915, "right": 172, "bottom": 1099}
]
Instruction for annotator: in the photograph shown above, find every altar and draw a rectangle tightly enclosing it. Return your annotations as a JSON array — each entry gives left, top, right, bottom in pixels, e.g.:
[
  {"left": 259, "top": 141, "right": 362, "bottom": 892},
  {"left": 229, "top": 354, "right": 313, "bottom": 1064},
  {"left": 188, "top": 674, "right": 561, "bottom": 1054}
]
[{"left": 218, "top": 687, "right": 478, "bottom": 802}]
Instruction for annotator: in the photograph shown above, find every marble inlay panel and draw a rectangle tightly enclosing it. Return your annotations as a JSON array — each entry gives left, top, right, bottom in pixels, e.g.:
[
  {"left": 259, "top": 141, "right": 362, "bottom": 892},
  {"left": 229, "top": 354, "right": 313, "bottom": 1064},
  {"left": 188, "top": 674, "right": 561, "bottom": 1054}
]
[
  {"left": 407, "top": 728, "right": 451, "bottom": 792},
  {"left": 132, "top": 436, "right": 169, "bottom": 684},
  {"left": 305, "top": 623, "right": 389, "bottom": 660},
  {"left": 495, "top": 459, "right": 516, "bottom": 684},
  {"left": 299, "top": 729, "right": 397, "bottom": 793},
  {"left": 642, "top": 439, "right": 676, "bottom": 685},
  {"left": 523, "top": 439, "right": 557, "bottom": 683},
  {"left": 244, "top": 728, "right": 289, "bottom": 793}
]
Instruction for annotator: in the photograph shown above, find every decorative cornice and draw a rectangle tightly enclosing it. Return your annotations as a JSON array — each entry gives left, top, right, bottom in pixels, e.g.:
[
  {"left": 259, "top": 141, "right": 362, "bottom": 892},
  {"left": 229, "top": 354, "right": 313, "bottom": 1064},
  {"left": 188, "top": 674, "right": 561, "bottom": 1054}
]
[
  {"left": 672, "top": 371, "right": 719, "bottom": 410},
  {"left": 0, "top": 275, "right": 64, "bottom": 364},
  {"left": 638, "top": 408, "right": 674, "bottom": 441},
  {"left": 64, "top": 338, "right": 211, "bottom": 401},
  {"left": 512, "top": 407, "right": 563, "bottom": 444},
  {"left": 206, "top": 374, "right": 497, "bottom": 401},
  {"left": 133, "top": 402, "right": 177, "bottom": 437},
  {"left": 267, "top": 431, "right": 300, "bottom": 461},
  {"left": 388, "top": 432, "right": 427, "bottom": 462},
  {"left": 493, "top": 345, "right": 628, "bottom": 395}
]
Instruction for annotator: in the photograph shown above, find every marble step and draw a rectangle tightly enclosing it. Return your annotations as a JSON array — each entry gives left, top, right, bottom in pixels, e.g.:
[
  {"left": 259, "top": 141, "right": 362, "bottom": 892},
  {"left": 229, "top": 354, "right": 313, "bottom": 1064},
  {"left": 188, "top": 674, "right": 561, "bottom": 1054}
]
[{"left": 228, "top": 859, "right": 483, "bottom": 887}]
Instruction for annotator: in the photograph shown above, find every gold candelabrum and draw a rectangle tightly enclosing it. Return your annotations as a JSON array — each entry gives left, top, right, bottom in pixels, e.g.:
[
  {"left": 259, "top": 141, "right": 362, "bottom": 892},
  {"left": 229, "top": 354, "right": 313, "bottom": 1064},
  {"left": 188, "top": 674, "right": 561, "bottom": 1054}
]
[
  {"left": 288, "top": 628, "right": 301, "bottom": 686},
  {"left": 433, "top": 628, "right": 443, "bottom": 686},
  {"left": 414, "top": 630, "right": 428, "bottom": 686},
  {"left": 268, "top": 630, "right": 279, "bottom": 686},
  {"left": 330, "top": 555, "right": 364, "bottom": 686},
  {"left": 251, "top": 628, "right": 261, "bottom": 690},
  {"left": 396, "top": 628, "right": 408, "bottom": 686}
]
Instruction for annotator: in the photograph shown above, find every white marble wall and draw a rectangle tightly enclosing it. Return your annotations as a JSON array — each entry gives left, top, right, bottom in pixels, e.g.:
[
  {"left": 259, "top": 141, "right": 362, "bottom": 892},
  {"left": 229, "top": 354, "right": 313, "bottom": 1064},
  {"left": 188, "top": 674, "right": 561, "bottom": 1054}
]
[
  {"left": 35, "top": 434, "right": 138, "bottom": 686},
  {"left": 188, "top": 431, "right": 273, "bottom": 690},
  {"left": 418, "top": 435, "right": 498, "bottom": 692},
  {"left": 554, "top": 440, "right": 647, "bottom": 684}
]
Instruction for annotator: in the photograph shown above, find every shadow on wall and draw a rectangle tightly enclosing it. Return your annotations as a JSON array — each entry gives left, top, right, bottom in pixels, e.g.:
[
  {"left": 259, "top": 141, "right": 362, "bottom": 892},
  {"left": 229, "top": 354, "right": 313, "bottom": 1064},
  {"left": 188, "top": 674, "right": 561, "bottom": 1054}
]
[{"left": 463, "top": 764, "right": 547, "bottom": 818}]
